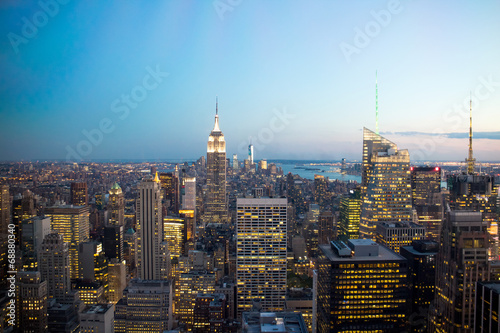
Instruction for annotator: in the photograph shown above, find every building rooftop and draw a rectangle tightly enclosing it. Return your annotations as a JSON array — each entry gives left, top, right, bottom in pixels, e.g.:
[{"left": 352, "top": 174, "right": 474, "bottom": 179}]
[
  {"left": 479, "top": 281, "right": 500, "bottom": 293},
  {"left": 242, "top": 312, "right": 308, "bottom": 333},
  {"left": 82, "top": 303, "right": 114, "bottom": 314},
  {"left": 320, "top": 240, "right": 405, "bottom": 262}
]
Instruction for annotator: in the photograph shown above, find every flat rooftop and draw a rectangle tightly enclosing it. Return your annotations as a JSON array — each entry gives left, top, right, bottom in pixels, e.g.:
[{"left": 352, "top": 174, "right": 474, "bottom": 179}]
[{"left": 319, "top": 242, "right": 405, "bottom": 262}]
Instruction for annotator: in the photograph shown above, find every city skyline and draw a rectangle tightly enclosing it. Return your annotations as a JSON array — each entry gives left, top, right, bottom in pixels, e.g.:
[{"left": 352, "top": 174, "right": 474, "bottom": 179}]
[{"left": 1, "top": 1, "right": 500, "bottom": 162}]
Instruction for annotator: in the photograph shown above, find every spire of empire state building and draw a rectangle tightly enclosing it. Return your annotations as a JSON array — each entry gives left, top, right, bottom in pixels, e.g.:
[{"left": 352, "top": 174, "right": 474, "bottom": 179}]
[{"left": 466, "top": 94, "right": 475, "bottom": 174}]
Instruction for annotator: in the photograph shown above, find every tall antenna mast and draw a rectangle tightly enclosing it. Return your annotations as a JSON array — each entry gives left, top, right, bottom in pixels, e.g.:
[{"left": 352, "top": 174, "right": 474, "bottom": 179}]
[
  {"left": 216, "top": 96, "right": 218, "bottom": 115},
  {"left": 375, "top": 70, "right": 379, "bottom": 135},
  {"left": 466, "top": 92, "right": 475, "bottom": 174}
]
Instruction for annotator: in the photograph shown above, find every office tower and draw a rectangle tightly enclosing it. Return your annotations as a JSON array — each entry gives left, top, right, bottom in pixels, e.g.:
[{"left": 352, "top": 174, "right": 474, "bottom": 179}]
[
  {"left": 314, "top": 174, "right": 329, "bottom": 210},
  {"left": 74, "top": 281, "right": 105, "bottom": 305},
  {"left": 215, "top": 282, "right": 236, "bottom": 320},
  {"left": 205, "top": 101, "right": 228, "bottom": 224},
  {"left": 46, "top": 205, "right": 89, "bottom": 279},
  {"left": 375, "top": 222, "right": 426, "bottom": 253},
  {"left": 318, "top": 211, "right": 335, "bottom": 244},
  {"left": 115, "top": 279, "right": 173, "bottom": 332},
  {"left": 338, "top": 189, "right": 361, "bottom": 240},
  {"left": 163, "top": 216, "right": 185, "bottom": 258},
  {"left": 79, "top": 241, "right": 108, "bottom": 292},
  {"left": 192, "top": 293, "right": 227, "bottom": 333},
  {"left": 70, "top": 182, "right": 88, "bottom": 206},
  {"left": 400, "top": 240, "right": 438, "bottom": 332},
  {"left": 123, "top": 228, "right": 137, "bottom": 277},
  {"left": 159, "top": 172, "right": 180, "bottom": 215},
  {"left": 80, "top": 304, "right": 115, "bottom": 333},
  {"left": 248, "top": 144, "right": 254, "bottom": 164},
  {"left": 232, "top": 154, "right": 239, "bottom": 171},
  {"left": 258, "top": 159, "right": 268, "bottom": 172},
  {"left": 47, "top": 299, "right": 80, "bottom": 333},
  {"left": 21, "top": 216, "right": 51, "bottom": 270},
  {"left": 103, "top": 225, "right": 124, "bottom": 261},
  {"left": 107, "top": 258, "right": 126, "bottom": 304},
  {"left": 429, "top": 211, "right": 490, "bottom": 332},
  {"left": 180, "top": 209, "right": 195, "bottom": 242},
  {"left": 317, "top": 239, "right": 409, "bottom": 333},
  {"left": 476, "top": 281, "right": 500, "bottom": 332},
  {"left": 236, "top": 198, "right": 287, "bottom": 318},
  {"left": 411, "top": 166, "right": 444, "bottom": 241},
  {"left": 176, "top": 271, "right": 216, "bottom": 329},
  {"left": 360, "top": 128, "right": 413, "bottom": 239},
  {"left": 0, "top": 184, "right": 10, "bottom": 281},
  {"left": 182, "top": 176, "right": 196, "bottom": 211},
  {"left": 136, "top": 174, "right": 163, "bottom": 280},
  {"left": 16, "top": 271, "right": 48, "bottom": 333},
  {"left": 39, "top": 233, "right": 71, "bottom": 301},
  {"left": 242, "top": 312, "right": 308, "bottom": 333},
  {"left": 108, "top": 182, "right": 125, "bottom": 226}
]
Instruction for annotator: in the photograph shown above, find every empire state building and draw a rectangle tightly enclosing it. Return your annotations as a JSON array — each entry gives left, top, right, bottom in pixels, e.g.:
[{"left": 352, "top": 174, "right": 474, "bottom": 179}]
[{"left": 205, "top": 100, "right": 228, "bottom": 224}]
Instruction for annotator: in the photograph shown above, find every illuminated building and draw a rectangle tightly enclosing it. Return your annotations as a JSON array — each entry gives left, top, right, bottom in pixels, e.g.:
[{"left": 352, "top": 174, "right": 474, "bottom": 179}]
[
  {"left": 429, "top": 211, "right": 490, "bottom": 332},
  {"left": 80, "top": 304, "right": 115, "bottom": 333},
  {"left": 314, "top": 174, "right": 329, "bottom": 210},
  {"left": 16, "top": 271, "right": 48, "bottom": 333},
  {"left": 285, "top": 290, "right": 313, "bottom": 332},
  {"left": 411, "top": 166, "right": 443, "bottom": 242},
  {"left": 242, "top": 312, "right": 308, "bottom": 333},
  {"left": 233, "top": 154, "right": 239, "bottom": 171},
  {"left": 182, "top": 176, "right": 196, "bottom": 212},
  {"left": 70, "top": 182, "right": 88, "bottom": 206},
  {"left": 317, "top": 239, "right": 409, "bottom": 333},
  {"left": 108, "top": 182, "right": 124, "bottom": 226},
  {"left": 400, "top": 240, "right": 438, "bottom": 333},
  {"left": 215, "top": 282, "right": 236, "bottom": 320},
  {"left": 258, "top": 159, "right": 268, "bottom": 173},
  {"left": 123, "top": 228, "right": 137, "bottom": 277},
  {"left": 360, "top": 128, "right": 413, "bottom": 239},
  {"left": 175, "top": 271, "right": 216, "bottom": 329},
  {"left": 39, "top": 233, "right": 71, "bottom": 301},
  {"left": 107, "top": 258, "right": 126, "bottom": 304},
  {"left": 103, "top": 225, "right": 124, "bottom": 261},
  {"left": 0, "top": 185, "right": 10, "bottom": 280},
  {"left": 375, "top": 222, "right": 426, "bottom": 253},
  {"left": 475, "top": 281, "right": 500, "bottom": 332},
  {"left": 338, "top": 189, "right": 361, "bottom": 241},
  {"left": 163, "top": 216, "right": 185, "bottom": 258},
  {"left": 136, "top": 174, "right": 164, "bottom": 280},
  {"left": 318, "top": 211, "right": 335, "bottom": 244},
  {"left": 192, "top": 293, "right": 227, "bottom": 333},
  {"left": 180, "top": 209, "right": 195, "bottom": 242},
  {"left": 46, "top": 205, "right": 89, "bottom": 279},
  {"left": 205, "top": 100, "right": 228, "bottom": 224},
  {"left": 74, "top": 281, "right": 105, "bottom": 305},
  {"left": 114, "top": 279, "right": 173, "bottom": 332},
  {"left": 236, "top": 198, "right": 287, "bottom": 318},
  {"left": 159, "top": 172, "right": 180, "bottom": 215},
  {"left": 79, "top": 241, "right": 108, "bottom": 298},
  {"left": 21, "top": 216, "right": 51, "bottom": 270}
]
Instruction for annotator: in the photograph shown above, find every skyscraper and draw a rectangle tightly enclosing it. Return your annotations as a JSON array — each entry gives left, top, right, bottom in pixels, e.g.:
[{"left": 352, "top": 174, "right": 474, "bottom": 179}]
[
  {"left": 136, "top": 174, "right": 164, "bottom": 280},
  {"left": 318, "top": 211, "right": 335, "bottom": 244},
  {"left": 248, "top": 144, "right": 254, "bottom": 165},
  {"left": 429, "top": 211, "right": 491, "bottom": 332},
  {"left": 108, "top": 182, "right": 125, "bottom": 226},
  {"left": 317, "top": 239, "right": 409, "bottom": 333},
  {"left": 39, "top": 233, "right": 71, "bottom": 302},
  {"left": 70, "top": 182, "right": 88, "bottom": 206},
  {"left": 360, "top": 128, "right": 413, "bottom": 239},
  {"left": 159, "top": 172, "right": 180, "bottom": 215},
  {"left": 46, "top": 205, "right": 89, "bottom": 279},
  {"left": 232, "top": 154, "right": 239, "bottom": 171},
  {"left": 314, "top": 174, "right": 329, "bottom": 211},
  {"left": 21, "top": 216, "right": 51, "bottom": 270},
  {"left": 205, "top": 100, "right": 228, "bottom": 224},
  {"left": 182, "top": 176, "right": 196, "bottom": 212},
  {"left": 338, "top": 189, "right": 361, "bottom": 240},
  {"left": 236, "top": 198, "right": 287, "bottom": 318},
  {"left": 16, "top": 271, "right": 48, "bottom": 333}
]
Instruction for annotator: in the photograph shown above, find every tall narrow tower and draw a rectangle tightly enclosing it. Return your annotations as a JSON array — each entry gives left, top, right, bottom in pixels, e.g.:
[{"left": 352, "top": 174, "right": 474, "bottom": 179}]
[
  {"left": 466, "top": 95, "right": 475, "bottom": 174},
  {"left": 205, "top": 99, "right": 228, "bottom": 224},
  {"left": 375, "top": 70, "right": 379, "bottom": 135}
]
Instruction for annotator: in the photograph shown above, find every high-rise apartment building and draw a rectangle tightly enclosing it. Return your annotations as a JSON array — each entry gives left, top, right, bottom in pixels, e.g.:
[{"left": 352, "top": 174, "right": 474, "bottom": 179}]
[
  {"left": 317, "top": 239, "right": 409, "bottom": 333},
  {"left": 39, "top": 233, "right": 71, "bottom": 302},
  {"left": 136, "top": 174, "right": 164, "bottom": 280},
  {"left": 429, "top": 211, "right": 491, "bottom": 332},
  {"left": 236, "top": 198, "right": 287, "bottom": 318},
  {"left": 108, "top": 182, "right": 125, "bottom": 226},
  {"left": 70, "top": 182, "right": 88, "bottom": 206},
  {"left": 360, "top": 128, "right": 413, "bottom": 239},
  {"left": 205, "top": 102, "right": 228, "bottom": 224},
  {"left": 46, "top": 205, "right": 89, "bottom": 279}
]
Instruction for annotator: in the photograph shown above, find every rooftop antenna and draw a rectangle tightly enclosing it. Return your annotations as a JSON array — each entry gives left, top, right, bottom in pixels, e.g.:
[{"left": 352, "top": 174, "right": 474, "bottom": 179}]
[
  {"left": 216, "top": 96, "right": 218, "bottom": 115},
  {"left": 376, "top": 70, "right": 379, "bottom": 135},
  {"left": 466, "top": 92, "right": 475, "bottom": 174}
]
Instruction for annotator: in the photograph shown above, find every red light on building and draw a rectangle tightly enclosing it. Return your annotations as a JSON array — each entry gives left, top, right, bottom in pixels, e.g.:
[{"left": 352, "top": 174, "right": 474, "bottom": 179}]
[
  {"left": 410, "top": 167, "right": 414, "bottom": 171},
  {"left": 435, "top": 167, "right": 440, "bottom": 172}
]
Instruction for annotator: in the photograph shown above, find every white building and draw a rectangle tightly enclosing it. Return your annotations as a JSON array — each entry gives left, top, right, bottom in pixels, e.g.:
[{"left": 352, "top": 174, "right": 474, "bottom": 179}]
[{"left": 80, "top": 304, "right": 115, "bottom": 333}]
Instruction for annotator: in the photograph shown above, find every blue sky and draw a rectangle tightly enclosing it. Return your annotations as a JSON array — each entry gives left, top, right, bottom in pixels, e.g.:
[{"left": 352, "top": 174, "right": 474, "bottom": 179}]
[{"left": 1, "top": 0, "right": 499, "bottom": 162}]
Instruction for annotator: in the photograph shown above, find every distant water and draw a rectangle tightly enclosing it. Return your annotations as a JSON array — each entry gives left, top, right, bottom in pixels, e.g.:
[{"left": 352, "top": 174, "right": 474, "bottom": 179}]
[{"left": 277, "top": 163, "right": 361, "bottom": 182}]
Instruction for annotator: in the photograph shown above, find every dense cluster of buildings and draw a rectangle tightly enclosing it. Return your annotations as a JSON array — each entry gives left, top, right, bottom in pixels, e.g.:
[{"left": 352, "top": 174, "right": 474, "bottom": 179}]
[{"left": 0, "top": 103, "right": 499, "bottom": 332}]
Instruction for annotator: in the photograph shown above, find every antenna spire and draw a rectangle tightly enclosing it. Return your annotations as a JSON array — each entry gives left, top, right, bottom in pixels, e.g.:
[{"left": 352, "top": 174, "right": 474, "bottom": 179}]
[
  {"left": 375, "top": 70, "right": 379, "bottom": 135},
  {"left": 216, "top": 96, "right": 218, "bottom": 115},
  {"left": 466, "top": 92, "right": 475, "bottom": 174}
]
